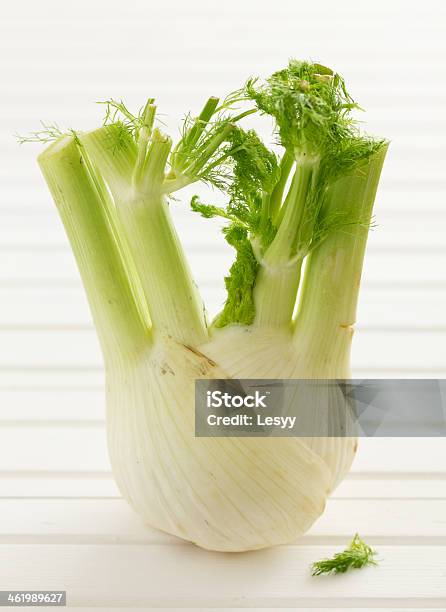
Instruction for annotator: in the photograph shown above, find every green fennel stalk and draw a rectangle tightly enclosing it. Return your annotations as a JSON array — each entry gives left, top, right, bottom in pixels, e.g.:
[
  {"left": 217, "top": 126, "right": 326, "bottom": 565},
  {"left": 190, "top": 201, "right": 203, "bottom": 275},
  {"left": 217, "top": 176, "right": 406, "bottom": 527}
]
[{"left": 33, "top": 62, "right": 388, "bottom": 352}]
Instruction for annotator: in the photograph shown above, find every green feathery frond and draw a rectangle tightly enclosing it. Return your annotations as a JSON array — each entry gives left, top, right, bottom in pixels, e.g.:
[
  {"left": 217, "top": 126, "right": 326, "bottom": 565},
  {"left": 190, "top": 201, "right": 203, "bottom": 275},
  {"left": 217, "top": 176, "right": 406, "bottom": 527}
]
[
  {"left": 168, "top": 92, "right": 257, "bottom": 190},
  {"left": 245, "top": 60, "right": 357, "bottom": 157},
  {"left": 311, "top": 534, "right": 378, "bottom": 576},
  {"left": 246, "top": 59, "right": 383, "bottom": 179},
  {"left": 190, "top": 62, "right": 387, "bottom": 329},
  {"left": 16, "top": 122, "right": 83, "bottom": 148},
  {"left": 98, "top": 98, "right": 155, "bottom": 136},
  {"left": 190, "top": 196, "right": 249, "bottom": 228},
  {"left": 191, "top": 126, "right": 280, "bottom": 326},
  {"left": 16, "top": 121, "right": 66, "bottom": 145},
  {"left": 242, "top": 60, "right": 387, "bottom": 271},
  {"left": 214, "top": 225, "right": 259, "bottom": 327}
]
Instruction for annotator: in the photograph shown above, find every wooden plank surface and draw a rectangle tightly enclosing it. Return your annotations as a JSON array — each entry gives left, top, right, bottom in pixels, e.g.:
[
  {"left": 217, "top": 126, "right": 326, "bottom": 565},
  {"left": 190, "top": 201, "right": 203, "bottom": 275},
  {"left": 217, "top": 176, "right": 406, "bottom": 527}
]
[
  {"left": 2, "top": 545, "right": 446, "bottom": 607},
  {"left": 9, "top": 610, "right": 445, "bottom": 612},
  {"left": 6, "top": 609, "right": 446, "bottom": 612},
  {"left": 11, "top": 609, "right": 443, "bottom": 612}
]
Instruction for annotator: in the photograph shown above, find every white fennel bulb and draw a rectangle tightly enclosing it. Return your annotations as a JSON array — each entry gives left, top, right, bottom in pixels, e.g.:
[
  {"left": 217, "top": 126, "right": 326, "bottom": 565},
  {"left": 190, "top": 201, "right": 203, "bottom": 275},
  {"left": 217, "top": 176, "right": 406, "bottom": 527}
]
[{"left": 34, "top": 60, "right": 387, "bottom": 551}]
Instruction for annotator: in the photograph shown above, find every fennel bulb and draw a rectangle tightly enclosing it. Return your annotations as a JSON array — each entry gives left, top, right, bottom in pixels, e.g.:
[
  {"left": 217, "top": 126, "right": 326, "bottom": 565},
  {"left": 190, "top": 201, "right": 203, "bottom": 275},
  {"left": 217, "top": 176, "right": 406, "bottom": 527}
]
[{"left": 34, "top": 61, "right": 387, "bottom": 551}]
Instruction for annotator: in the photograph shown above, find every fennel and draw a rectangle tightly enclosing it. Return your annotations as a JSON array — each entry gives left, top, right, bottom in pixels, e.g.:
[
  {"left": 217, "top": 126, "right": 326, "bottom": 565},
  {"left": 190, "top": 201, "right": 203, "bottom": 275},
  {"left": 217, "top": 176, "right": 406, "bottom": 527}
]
[{"left": 30, "top": 60, "right": 387, "bottom": 552}]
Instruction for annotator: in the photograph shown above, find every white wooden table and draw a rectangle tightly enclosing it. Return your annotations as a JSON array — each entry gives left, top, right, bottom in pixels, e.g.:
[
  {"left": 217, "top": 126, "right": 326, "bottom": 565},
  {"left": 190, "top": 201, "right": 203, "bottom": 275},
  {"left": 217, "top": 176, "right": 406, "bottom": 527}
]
[{"left": 1, "top": 0, "right": 446, "bottom": 608}]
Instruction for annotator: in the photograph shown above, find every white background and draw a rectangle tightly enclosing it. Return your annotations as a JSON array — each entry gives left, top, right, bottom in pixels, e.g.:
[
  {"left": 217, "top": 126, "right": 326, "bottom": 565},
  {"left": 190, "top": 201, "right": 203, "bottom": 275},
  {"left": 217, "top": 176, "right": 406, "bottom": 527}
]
[{"left": 1, "top": 0, "right": 446, "bottom": 608}]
